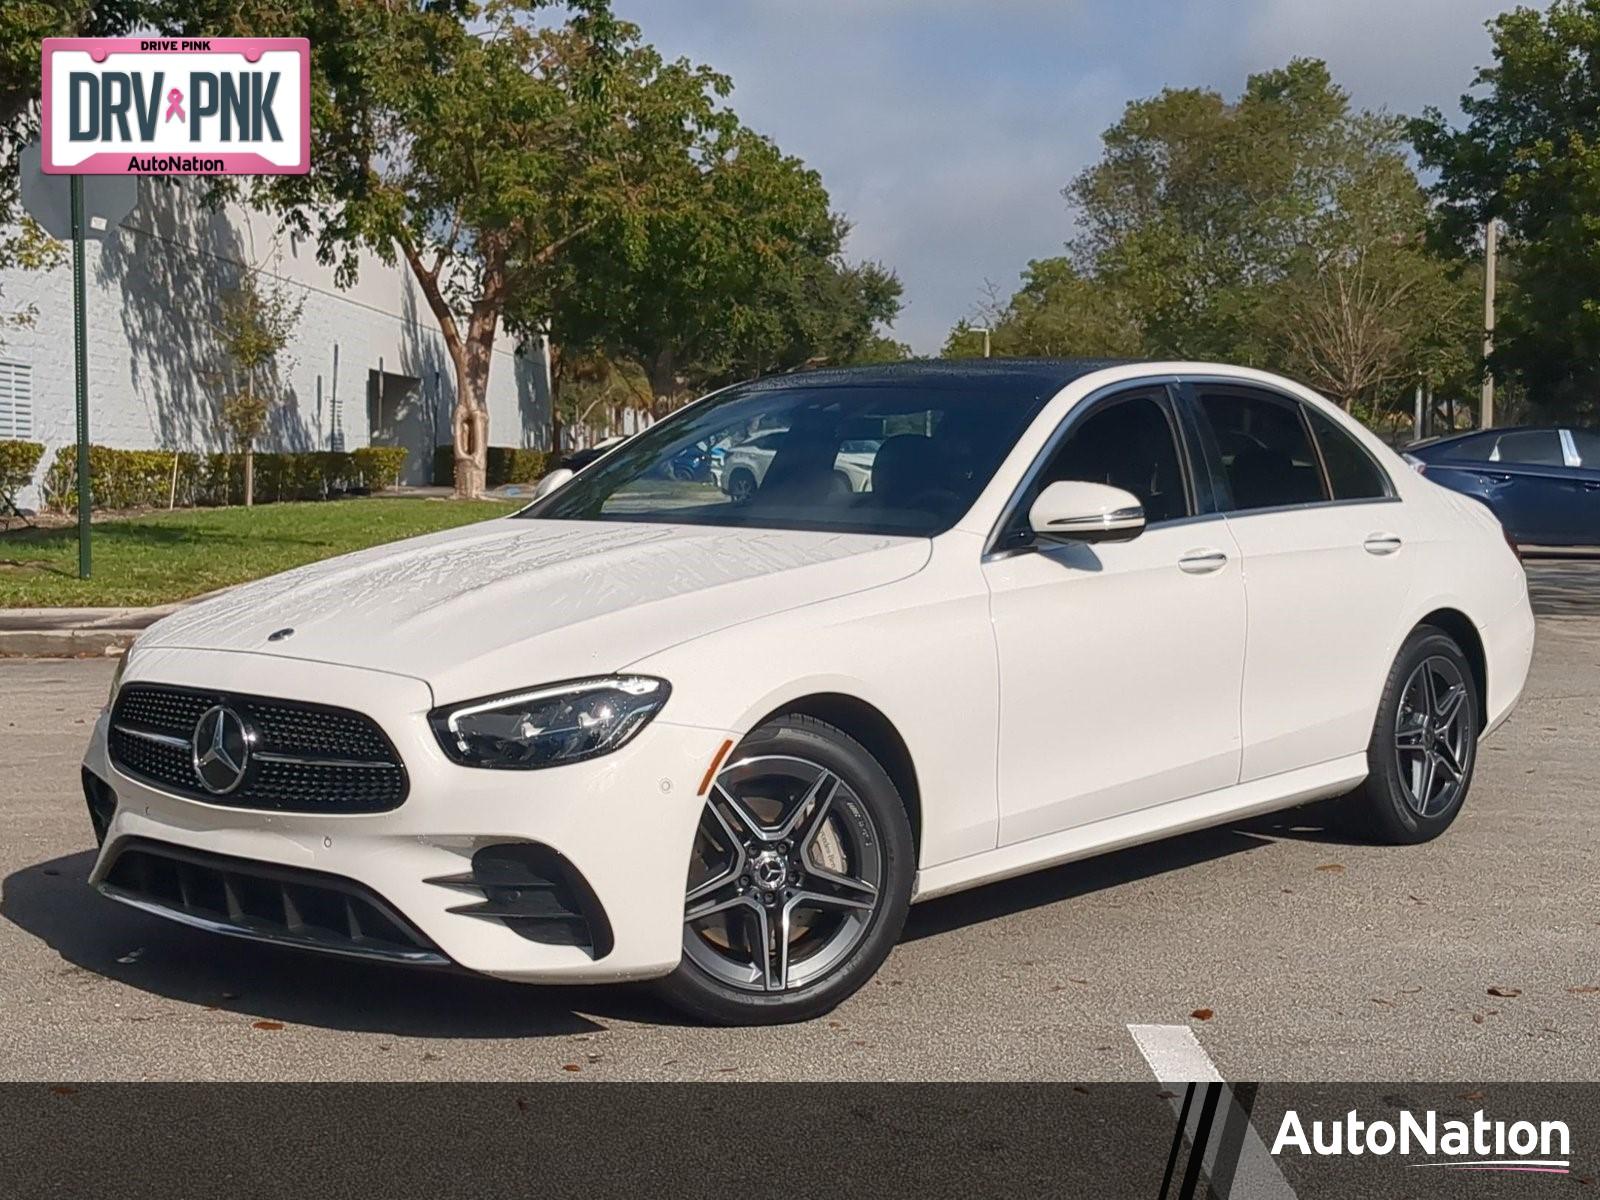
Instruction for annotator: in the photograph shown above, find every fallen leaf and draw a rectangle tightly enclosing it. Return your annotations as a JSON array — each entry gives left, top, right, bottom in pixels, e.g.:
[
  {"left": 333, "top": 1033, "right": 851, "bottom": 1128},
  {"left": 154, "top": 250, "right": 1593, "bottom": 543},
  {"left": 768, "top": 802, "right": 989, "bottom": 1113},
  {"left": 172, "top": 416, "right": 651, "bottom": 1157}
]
[
  {"left": 251, "top": 1020, "right": 283, "bottom": 1031},
  {"left": 50, "top": 1086, "right": 77, "bottom": 1097},
  {"left": 1472, "top": 1013, "right": 1486, "bottom": 1025},
  {"left": 1370, "top": 997, "right": 1394, "bottom": 1006},
  {"left": 42, "top": 868, "right": 59, "bottom": 877},
  {"left": 1460, "top": 1090, "right": 1485, "bottom": 1102},
  {"left": 515, "top": 1098, "right": 528, "bottom": 1113},
  {"left": 1487, "top": 986, "right": 1522, "bottom": 998},
  {"left": 1072, "top": 1085, "right": 1090, "bottom": 1095},
  {"left": 1190, "top": 1008, "right": 1214, "bottom": 1021},
  {"left": 1315, "top": 863, "right": 1345, "bottom": 873},
  {"left": 1155, "top": 1089, "right": 1178, "bottom": 1100},
  {"left": 1568, "top": 986, "right": 1600, "bottom": 994},
  {"left": 561, "top": 1063, "right": 580, "bottom": 1073}
]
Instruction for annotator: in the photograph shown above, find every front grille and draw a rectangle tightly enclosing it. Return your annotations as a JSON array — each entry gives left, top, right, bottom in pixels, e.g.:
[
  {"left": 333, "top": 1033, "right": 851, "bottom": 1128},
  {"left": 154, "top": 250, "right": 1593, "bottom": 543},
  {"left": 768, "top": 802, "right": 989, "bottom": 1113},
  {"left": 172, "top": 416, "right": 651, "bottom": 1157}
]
[
  {"left": 108, "top": 683, "right": 408, "bottom": 813},
  {"left": 100, "top": 838, "right": 447, "bottom": 965},
  {"left": 426, "top": 843, "right": 614, "bottom": 958}
]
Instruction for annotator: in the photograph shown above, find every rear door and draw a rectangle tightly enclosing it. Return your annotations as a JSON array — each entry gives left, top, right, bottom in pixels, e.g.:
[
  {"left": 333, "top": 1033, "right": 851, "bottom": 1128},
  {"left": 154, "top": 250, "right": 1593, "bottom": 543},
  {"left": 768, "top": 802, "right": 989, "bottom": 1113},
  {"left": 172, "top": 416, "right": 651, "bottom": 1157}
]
[
  {"left": 1181, "top": 379, "right": 1417, "bottom": 781},
  {"left": 1559, "top": 430, "right": 1600, "bottom": 547},
  {"left": 1428, "top": 429, "right": 1577, "bottom": 546}
]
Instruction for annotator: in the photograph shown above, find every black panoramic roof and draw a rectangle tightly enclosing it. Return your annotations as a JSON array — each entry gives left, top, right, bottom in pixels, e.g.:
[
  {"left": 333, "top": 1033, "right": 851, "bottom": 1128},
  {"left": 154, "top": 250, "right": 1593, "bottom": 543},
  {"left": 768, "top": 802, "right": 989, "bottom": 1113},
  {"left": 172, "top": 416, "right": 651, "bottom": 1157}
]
[{"left": 739, "top": 358, "right": 1135, "bottom": 398}]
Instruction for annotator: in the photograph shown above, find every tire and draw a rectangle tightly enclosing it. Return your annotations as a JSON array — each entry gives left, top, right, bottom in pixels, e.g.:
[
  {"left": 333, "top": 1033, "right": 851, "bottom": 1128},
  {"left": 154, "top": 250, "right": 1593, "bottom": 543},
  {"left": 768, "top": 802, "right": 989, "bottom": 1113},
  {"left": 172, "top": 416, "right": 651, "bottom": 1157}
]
[
  {"left": 1345, "top": 626, "right": 1480, "bottom": 845},
  {"left": 727, "top": 469, "right": 757, "bottom": 505},
  {"left": 656, "top": 714, "right": 914, "bottom": 1025}
]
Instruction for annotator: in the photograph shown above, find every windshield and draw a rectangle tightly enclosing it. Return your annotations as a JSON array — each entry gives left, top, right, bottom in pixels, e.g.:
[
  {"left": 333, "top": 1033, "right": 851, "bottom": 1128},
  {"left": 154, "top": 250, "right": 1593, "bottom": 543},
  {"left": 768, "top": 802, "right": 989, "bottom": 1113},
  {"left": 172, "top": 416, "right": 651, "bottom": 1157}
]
[{"left": 521, "top": 380, "right": 1048, "bottom": 536}]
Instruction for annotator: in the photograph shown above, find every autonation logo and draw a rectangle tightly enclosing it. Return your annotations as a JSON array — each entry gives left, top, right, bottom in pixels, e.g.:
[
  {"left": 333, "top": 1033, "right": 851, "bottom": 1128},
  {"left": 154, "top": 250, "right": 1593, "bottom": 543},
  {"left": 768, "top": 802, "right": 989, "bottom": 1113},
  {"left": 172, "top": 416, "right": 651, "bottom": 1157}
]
[{"left": 1271, "top": 1107, "right": 1571, "bottom": 1174}]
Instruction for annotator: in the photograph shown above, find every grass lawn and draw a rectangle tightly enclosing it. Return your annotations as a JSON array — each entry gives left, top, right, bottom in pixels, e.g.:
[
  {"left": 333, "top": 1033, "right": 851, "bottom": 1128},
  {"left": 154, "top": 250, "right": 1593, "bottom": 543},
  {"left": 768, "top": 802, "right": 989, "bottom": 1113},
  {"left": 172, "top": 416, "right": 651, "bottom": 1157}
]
[{"left": 0, "top": 498, "right": 515, "bottom": 608}]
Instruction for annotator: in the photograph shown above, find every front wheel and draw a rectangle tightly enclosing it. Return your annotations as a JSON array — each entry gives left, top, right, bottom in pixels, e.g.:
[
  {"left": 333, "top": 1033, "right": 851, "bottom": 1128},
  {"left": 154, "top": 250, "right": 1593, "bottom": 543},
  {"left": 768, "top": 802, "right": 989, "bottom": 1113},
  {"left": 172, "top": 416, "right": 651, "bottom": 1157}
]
[
  {"left": 656, "top": 715, "right": 914, "bottom": 1025},
  {"left": 1345, "top": 626, "right": 1480, "bottom": 844}
]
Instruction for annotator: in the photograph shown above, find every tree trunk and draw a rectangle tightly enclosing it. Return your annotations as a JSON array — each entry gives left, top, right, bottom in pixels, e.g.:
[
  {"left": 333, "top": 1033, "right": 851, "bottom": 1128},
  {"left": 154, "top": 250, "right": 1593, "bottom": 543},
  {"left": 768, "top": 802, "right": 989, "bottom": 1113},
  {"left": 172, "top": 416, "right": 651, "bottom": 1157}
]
[
  {"left": 647, "top": 350, "right": 679, "bottom": 419},
  {"left": 244, "top": 446, "right": 254, "bottom": 507},
  {"left": 451, "top": 301, "right": 498, "bottom": 500},
  {"left": 396, "top": 240, "right": 497, "bottom": 501},
  {"left": 549, "top": 339, "right": 564, "bottom": 457}
]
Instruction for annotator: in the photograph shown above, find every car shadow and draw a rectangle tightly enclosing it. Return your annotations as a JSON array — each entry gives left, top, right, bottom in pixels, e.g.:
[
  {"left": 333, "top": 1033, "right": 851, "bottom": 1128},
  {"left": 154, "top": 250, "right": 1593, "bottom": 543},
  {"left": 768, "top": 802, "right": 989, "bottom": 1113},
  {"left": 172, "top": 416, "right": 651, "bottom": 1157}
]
[
  {"left": 6, "top": 804, "right": 1363, "bottom": 1036},
  {"left": 903, "top": 801, "right": 1358, "bottom": 942},
  {"left": 0, "top": 850, "right": 688, "bottom": 1037}
]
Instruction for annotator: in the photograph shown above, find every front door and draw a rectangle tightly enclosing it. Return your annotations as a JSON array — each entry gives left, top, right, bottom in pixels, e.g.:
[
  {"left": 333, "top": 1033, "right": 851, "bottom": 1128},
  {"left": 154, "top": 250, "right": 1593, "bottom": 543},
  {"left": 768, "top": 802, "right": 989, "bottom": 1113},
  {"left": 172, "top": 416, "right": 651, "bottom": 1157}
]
[{"left": 982, "top": 385, "right": 1247, "bottom": 846}]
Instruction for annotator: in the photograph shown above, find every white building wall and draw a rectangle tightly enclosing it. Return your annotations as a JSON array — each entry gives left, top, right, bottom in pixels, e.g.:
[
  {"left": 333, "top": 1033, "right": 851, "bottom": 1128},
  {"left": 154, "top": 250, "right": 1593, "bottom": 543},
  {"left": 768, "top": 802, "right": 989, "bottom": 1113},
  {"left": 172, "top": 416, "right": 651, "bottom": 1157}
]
[{"left": 0, "top": 177, "right": 550, "bottom": 505}]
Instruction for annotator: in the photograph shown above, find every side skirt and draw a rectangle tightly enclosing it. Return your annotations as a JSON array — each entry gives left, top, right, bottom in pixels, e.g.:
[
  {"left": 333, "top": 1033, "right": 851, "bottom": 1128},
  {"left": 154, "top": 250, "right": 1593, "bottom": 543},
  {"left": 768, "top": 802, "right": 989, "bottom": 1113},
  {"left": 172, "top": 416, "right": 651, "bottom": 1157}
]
[{"left": 910, "top": 753, "right": 1368, "bottom": 903}]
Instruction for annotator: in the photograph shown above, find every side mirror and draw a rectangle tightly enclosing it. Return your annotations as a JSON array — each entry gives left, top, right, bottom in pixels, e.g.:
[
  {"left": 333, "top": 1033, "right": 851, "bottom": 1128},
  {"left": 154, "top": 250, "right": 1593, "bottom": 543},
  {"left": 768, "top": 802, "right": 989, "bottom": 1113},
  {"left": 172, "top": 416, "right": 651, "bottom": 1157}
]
[
  {"left": 532, "top": 467, "right": 574, "bottom": 500},
  {"left": 1028, "top": 480, "right": 1146, "bottom": 544}
]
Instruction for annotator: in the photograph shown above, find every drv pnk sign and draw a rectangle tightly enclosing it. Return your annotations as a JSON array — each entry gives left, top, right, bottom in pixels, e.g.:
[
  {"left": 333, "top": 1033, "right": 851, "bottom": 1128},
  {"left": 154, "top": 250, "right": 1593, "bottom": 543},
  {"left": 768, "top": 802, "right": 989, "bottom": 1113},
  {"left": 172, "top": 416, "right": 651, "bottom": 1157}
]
[{"left": 41, "top": 37, "right": 309, "bottom": 175}]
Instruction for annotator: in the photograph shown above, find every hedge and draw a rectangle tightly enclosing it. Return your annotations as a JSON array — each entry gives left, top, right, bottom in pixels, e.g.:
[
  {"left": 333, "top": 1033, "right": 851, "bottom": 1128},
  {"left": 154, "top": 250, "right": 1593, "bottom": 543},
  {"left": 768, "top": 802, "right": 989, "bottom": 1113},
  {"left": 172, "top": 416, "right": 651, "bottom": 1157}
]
[
  {"left": 433, "top": 445, "right": 547, "bottom": 488},
  {"left": 39, "top": 444, "right": 412, "bottom": 512},
  {"left": 0, "top": 439, "right": 45, "bottom": 496}
]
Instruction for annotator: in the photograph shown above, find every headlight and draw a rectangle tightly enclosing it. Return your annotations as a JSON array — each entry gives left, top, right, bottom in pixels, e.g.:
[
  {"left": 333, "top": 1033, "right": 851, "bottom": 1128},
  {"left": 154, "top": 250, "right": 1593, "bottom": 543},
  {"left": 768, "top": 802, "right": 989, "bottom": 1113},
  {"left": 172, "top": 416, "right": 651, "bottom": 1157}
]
[{"left": 429, "top": 676, "right": 670, "bottom": 770}]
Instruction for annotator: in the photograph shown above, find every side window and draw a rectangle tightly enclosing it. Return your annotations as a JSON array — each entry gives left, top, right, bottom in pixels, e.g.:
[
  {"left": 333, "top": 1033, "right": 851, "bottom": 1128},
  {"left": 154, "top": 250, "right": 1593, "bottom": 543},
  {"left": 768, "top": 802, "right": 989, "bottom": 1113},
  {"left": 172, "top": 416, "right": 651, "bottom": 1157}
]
[
  {"left": 1036, "top": 391, "right": 1190, "bottom": 524},
  {"left": 1196, "top": 387, "right": 1327, "bottom": 512},
  {"left": 1437, "top": 433, "right": 1495, "bottom": 463},
  {"left": 1569, "top": 429, "right": 1600, "bottom": 467},
  {"left": 1490, "top": 430, "right": 1563, "bottom": 466},
  {"left": 1306, "top": 407, "right": 1391, "bottom": 500}
]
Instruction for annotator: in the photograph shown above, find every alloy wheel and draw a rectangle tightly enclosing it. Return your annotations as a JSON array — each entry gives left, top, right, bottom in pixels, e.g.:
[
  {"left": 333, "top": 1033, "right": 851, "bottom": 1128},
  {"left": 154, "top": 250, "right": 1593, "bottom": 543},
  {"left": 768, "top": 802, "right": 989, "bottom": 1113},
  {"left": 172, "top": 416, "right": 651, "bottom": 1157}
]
[
  {"left": 1392, "top": 655, "right": 1473, "bottom": 818},
  {"left": 683, "top": 754, "right": 883, "bottom": 993}
]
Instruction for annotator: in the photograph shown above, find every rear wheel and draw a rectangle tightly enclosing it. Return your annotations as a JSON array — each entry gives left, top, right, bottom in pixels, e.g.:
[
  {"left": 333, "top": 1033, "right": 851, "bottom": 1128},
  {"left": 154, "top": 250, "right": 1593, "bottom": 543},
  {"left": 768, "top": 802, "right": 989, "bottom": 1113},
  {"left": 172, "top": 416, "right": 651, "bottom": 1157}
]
[
  {"left": 1346, "top": 627, "right": 1480, "bottom": 844},
  {"left": 657, "top": 715, "right": 913, "bottom": 1025}
]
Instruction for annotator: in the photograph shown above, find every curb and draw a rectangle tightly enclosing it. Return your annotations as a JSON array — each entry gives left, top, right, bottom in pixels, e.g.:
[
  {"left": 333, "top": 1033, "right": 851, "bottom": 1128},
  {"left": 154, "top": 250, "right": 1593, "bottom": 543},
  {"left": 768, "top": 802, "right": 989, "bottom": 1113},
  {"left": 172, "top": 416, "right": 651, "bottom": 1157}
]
[
  {"left": 0, "top": 588, "right": 230, "bottom": 659},
  {"left": 0, "top": 629, "right": 138, "bottom": 657}
]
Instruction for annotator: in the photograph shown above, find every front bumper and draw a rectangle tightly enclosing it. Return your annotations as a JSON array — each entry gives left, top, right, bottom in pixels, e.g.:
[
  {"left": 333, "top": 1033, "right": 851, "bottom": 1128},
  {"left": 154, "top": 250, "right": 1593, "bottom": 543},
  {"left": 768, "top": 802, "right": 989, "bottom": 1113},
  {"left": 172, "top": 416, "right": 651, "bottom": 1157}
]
[{"left": 83, "top": 647, "right": 732, "bottom": 983}]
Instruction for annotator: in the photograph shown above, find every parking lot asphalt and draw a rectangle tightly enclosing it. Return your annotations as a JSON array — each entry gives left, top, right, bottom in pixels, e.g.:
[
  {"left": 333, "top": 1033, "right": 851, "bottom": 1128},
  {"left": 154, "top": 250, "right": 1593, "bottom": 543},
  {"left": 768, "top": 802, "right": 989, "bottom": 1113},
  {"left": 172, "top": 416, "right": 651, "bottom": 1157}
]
[{"left": 2, "top": 559, "right": 1597, "bottom": 1082}]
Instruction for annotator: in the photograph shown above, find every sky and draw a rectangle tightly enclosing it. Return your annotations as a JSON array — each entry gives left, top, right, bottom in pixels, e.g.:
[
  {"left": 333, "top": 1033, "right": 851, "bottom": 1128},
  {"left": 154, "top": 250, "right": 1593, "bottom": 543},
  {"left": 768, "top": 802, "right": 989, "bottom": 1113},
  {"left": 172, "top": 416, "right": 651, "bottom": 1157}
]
[{"left": 609, "top": 0, "right": 1511, "bottom": 354}]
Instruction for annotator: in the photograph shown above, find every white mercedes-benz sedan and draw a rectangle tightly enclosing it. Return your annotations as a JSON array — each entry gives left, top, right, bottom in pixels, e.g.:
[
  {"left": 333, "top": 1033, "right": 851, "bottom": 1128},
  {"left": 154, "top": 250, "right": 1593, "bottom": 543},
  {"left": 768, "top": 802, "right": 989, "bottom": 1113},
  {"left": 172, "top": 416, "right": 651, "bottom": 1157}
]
[{"left": 82, "top": 360, "right": 1534, "bottom": 1024}]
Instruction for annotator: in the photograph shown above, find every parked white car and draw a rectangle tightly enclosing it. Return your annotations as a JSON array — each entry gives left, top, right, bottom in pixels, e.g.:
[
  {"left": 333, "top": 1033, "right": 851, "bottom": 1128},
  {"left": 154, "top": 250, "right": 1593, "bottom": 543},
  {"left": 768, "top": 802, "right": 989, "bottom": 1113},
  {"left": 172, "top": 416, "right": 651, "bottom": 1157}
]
[
  {"left": 85, "top": 360, "right": 1534, "bottom": 1024},
  {"left": 717, "top": 430, "right": 879, "bottom": 502}
]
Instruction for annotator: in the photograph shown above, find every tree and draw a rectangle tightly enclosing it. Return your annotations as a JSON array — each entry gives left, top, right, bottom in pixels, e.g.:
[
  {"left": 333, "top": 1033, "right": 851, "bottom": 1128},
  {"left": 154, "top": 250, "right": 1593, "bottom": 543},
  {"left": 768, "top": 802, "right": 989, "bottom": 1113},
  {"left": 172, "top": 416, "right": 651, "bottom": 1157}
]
[
  {"left": 214, "top": 268, "right": 303, "bottom": 506},
  {"left": 948, "top": 59, "right": 1479, "bottom": 426},
  {"left": 941, "top": 259, "right": 1141, "bottom": 359},
  {"left": 1412, "top": 0, "right": 1600, "bottom": 422},
  {"left": 546, "top": 123, "right": 903, "bottom": 416},
  {"left": 217, "top": 2, "right": 729, "bottom": 497}
]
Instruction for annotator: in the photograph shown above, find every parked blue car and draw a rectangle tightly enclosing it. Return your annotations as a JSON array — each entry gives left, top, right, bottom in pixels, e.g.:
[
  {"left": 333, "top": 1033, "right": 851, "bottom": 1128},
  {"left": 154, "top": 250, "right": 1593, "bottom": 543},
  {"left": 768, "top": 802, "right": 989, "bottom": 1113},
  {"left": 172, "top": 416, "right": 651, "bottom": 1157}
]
[{"left": 1405, "top": 426, "right": 1600, "bottom": 547}]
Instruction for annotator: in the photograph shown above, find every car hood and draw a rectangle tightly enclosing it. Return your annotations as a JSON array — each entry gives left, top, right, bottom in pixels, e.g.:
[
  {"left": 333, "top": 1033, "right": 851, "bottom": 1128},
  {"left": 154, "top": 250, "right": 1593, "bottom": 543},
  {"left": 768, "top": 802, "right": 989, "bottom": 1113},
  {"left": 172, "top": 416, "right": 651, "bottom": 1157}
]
[{"left": 136, "top": 518, "right": 930, "bottom": 703}]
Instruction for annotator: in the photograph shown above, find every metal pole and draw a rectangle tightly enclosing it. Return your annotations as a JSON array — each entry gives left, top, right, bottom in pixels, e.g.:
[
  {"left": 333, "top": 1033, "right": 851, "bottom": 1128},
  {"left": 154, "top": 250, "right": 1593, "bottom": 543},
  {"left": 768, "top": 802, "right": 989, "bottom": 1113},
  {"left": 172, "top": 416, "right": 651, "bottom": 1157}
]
[
  {"left": 70, "top": 174, "right": 90, "bottom": 579},
  {"left": 1482, "top": 218, "right": 1497, "bottom": 429},
  {"left": 1414, "top": 381, "right": 1424, "bottom": 442}
]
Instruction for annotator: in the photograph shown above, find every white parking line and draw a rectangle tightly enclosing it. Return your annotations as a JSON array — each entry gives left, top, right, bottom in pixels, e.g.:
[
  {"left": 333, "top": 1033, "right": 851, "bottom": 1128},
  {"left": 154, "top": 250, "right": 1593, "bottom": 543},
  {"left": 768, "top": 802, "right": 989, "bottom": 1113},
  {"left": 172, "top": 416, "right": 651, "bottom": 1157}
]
[
  {"left": 1127, "top": 1024, "right": 1297, "bottom": 1200},
  {"left": 1128, "top": 1023, "right": 1225, "bottom": 1082}
]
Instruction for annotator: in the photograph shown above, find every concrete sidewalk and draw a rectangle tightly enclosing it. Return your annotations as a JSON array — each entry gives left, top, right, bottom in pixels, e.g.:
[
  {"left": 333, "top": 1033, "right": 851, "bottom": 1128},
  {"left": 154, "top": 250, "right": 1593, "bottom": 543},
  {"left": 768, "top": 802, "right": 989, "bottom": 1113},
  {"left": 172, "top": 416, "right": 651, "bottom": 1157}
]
[{"left": 0, "top": 594, "right": 216, "bottom": 657}]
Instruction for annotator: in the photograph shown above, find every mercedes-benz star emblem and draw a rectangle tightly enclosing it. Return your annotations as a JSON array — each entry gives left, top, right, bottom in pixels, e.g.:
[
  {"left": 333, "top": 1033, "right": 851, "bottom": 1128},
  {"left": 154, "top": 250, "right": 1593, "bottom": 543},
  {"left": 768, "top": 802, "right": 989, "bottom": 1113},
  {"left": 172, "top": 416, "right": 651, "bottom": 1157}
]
[{"left": 191, "top": 705, "right": 251, "bottom": 794}]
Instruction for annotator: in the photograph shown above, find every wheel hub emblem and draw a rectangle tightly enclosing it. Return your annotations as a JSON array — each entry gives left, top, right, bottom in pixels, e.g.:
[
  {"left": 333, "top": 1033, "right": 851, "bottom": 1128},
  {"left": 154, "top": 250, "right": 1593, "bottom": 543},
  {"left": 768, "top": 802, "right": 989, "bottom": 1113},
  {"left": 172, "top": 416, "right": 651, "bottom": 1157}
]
[
  {"left": 191, "top": 705, "right": 251, "bottom": 794},
  {"left": 750, "top": 850, "right": 787, "bottom": 892}
]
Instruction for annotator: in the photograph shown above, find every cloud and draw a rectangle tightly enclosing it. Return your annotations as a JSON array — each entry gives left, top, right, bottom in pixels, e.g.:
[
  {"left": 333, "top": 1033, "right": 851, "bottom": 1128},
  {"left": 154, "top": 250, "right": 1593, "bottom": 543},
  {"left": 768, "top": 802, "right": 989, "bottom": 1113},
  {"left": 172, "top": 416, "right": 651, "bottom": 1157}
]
[{"left": 610, "top": 0, "right": 1506, "bottom": 353}]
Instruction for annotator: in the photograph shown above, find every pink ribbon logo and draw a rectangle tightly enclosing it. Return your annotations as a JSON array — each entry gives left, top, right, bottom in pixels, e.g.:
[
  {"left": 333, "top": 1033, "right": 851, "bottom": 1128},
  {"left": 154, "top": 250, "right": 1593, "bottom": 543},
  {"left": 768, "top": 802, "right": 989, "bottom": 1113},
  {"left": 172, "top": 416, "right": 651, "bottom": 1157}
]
[{"left": 164, "top": 87, "right": 185, "bottom": 123}]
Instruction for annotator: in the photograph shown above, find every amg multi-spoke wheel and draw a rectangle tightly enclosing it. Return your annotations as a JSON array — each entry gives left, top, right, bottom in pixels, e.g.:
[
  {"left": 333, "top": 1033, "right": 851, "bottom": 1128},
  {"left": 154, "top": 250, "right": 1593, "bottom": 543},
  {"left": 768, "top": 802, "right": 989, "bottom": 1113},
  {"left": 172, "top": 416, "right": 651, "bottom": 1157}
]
[
  {"left": 658, "top": 715, "right": 913, "bottom": 1025},
  {"left": 1393, "top": 656, "right": 1472, "bottom": 818},
  {"left": 1348, "top": 626, "right": 1480, "bottom": 844}
]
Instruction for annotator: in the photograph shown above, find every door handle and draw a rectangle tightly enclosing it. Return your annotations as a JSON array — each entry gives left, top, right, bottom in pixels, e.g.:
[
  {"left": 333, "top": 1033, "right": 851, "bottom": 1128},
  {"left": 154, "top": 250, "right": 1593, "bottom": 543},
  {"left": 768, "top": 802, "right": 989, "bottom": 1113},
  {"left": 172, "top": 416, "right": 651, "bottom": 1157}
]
[
  {"left": 1477, "top": 471, "right": 1512, "bottom": 484},
  {"left": 1583, "top": 481, "right": 1600, "bottom": 492},
  {"left": 1177, "top": 549, "right": 1228, "bottom": 574},
  {"left": 1364, "top": 533, "right": 1403, "bottom": 556}
]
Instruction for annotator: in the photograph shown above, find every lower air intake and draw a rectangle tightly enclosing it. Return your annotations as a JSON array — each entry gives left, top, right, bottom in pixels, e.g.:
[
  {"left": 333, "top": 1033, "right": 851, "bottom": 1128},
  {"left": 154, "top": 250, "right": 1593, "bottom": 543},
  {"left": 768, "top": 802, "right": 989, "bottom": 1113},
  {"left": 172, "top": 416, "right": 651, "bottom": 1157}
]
[{"left": 99, "top": 839, "right": 448, "bottom": 966}]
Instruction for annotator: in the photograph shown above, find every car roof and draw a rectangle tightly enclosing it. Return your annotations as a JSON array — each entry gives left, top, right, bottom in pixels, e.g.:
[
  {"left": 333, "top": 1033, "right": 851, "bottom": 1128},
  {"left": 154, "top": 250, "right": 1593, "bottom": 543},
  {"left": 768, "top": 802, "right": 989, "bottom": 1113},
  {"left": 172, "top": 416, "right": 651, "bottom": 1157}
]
[{"left": 737, "top": 358, "right": 1135, "bottom": 399}]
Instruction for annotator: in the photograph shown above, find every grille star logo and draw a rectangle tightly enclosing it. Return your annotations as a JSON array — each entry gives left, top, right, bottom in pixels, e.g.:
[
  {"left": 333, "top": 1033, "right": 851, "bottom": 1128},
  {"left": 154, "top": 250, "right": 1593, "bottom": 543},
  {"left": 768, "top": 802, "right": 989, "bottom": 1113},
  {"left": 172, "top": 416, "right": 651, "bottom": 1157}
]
[{"left": 191, "top": 705, "right": 250, "bottom": 794}]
